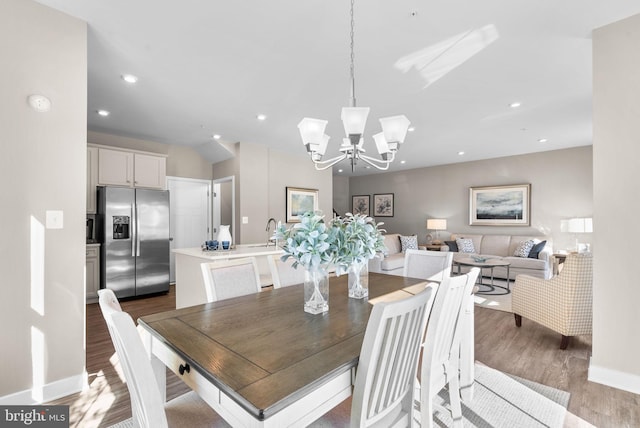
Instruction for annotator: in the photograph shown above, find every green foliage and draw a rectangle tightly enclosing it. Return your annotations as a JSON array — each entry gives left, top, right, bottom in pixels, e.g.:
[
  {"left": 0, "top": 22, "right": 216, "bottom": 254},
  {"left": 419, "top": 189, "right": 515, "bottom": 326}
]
[{"left": 275, "top": 211, "right": 385, "bottom": 274}]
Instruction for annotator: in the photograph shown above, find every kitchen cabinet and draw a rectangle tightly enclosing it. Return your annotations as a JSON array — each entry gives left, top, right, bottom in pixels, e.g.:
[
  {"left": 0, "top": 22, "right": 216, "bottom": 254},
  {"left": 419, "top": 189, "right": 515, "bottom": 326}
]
[
  {"left": 97, "top": 147, "right": 166, "bottom": 189},
  {"left": 86, "top": 244, "right": 100, "bottom": 303},
  {"left": 86, "top": 146, "right": 98, "bottom": 213}
]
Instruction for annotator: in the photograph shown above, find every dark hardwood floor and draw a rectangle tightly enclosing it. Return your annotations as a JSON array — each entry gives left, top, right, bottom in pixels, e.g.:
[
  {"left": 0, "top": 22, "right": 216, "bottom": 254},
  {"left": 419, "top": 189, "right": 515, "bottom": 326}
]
[{"left": 48, "top": 286, "right": 639, "bottom": 427}]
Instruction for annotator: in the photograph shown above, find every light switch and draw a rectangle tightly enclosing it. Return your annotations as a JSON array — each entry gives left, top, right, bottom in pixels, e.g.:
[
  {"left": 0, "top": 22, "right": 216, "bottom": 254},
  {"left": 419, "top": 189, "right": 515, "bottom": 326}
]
[
  {"left": 46, "top": 210, "right": 64, "bottom": 229},
  {"left": 242, "top": 216, "right": 249, "bottom": 224}
]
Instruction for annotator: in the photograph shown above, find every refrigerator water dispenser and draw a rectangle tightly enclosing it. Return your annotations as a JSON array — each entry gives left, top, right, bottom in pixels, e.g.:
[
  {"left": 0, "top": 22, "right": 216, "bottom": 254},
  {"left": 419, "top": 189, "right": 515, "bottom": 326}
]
[{"left": 112, "top": 216, "right": 130, "bottom": 239}]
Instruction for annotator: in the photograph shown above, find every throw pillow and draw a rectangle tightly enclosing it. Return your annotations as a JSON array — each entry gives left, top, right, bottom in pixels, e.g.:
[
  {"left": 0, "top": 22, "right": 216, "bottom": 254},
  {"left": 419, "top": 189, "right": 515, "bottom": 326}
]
[
  {"left": 400, "top": 235, "right": 418, "bottom": 253},
  {"left": 456, "top": 238, "right": 475, "bottom": 253},
  {"left": 528, "top": 240, "right": 547, "bottom": 259},
  {"left": 514, "top": 240, "right": 535, "bottom": 257},
  {"left": 445, "top": 240, "right": 458, "bottom": 252}
]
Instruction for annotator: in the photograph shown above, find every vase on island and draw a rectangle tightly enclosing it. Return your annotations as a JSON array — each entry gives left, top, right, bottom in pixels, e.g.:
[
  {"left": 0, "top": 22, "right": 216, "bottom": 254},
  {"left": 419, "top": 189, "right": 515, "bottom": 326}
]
[
  {"left": 217, "top": 225, "right": 232, "bottom": 249},
  {"left": 348, "top": 260, "right": 369, "bottom": 299},
  {"left": 304, "top": 266, "right": 329, "bottom": 314}
]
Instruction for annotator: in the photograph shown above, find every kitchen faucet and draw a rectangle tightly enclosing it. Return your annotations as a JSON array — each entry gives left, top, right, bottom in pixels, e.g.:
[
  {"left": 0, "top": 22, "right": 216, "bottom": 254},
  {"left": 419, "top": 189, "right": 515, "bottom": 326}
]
[{"left": 265, "top": 217, "right": 278, "bottom": 246}]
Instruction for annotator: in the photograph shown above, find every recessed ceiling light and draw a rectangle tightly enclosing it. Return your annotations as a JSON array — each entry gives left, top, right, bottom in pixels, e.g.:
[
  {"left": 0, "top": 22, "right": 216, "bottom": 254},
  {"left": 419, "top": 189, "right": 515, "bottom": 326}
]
[
  {"left": 121, "top": 74, "right": 138, "bottom": 84},
  {"left": 365, "top": 166, "right": 371, "bottom": 169},
  {"left": 97, "top": 109, "right": 110, "bottom": 117},
  {"left": 538, "top": 138, "right": 548, "bottom": 143},
  {"left": 213, "top": 134, "right": 221, "bottom": 140},
  {"left": 338, "top": 169, "right": 343, "bottom": 173},
  {"left": 408, "top": 127, "right": 415, "bottom": 132},
  {"left": 257, "top": 114, "right": 267, "bottom": 121},
  {"left": 458, "top": 151, "right": 465, "bottom": 156},
  {"left": 509, "top": 102, "right": 521, "bottom": 108},
  {"left": 400, "top": 160, "right": 406, "bottom": 164}
]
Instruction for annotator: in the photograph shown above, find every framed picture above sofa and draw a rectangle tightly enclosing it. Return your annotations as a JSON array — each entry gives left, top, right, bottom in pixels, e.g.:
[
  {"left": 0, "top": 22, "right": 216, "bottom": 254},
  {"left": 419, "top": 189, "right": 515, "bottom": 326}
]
[
  {"left": 352, "top": 195, "right": 370, "bottom": 216},
  {"left": 469, "top": 184, "right": 530, "bottom": 226},
  {"left": 373, "top": 193, "right": 394, "bottom": 217}
]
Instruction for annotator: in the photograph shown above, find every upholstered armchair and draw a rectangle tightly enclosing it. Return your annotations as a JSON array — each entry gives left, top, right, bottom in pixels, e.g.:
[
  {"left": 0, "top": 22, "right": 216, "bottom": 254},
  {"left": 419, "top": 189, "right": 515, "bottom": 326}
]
[{"left": 512, "top": 252, "right": 593, "bottom": 349}]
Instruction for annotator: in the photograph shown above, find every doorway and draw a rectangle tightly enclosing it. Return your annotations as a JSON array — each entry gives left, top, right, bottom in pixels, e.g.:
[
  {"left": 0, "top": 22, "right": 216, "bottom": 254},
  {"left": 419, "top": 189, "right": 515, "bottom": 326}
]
[
  {"left": 212, "top": 176, "right": 235, "bottom": 244},
  {"left": 167, "top": 176, "right": 211, "bottom": 283}
]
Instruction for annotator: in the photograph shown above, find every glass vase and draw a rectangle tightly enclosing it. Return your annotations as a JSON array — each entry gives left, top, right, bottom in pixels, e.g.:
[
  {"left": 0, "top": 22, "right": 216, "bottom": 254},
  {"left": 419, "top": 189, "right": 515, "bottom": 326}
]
[
  {"left": 304, "top": 266, "right": 329, "bottom": 314},
  {"left": 348, "top": 260, "right": 369, "bottom": 299}
]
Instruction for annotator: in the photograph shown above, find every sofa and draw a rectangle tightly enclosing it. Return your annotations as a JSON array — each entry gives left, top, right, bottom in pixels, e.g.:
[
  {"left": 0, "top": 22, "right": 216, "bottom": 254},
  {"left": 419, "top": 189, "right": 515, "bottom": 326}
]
[
  {"left": 442, "top": 233, "right": 553, "bottom": 280},
  {"left": 368, "top": 233, "right": 425, "bottom": 276}
]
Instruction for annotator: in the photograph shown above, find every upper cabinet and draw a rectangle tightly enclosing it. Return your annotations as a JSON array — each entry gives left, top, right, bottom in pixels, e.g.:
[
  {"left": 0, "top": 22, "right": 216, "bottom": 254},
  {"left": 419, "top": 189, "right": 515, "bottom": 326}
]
[{"left": 96, "top": 147, "right": 166, "bottom": 190}]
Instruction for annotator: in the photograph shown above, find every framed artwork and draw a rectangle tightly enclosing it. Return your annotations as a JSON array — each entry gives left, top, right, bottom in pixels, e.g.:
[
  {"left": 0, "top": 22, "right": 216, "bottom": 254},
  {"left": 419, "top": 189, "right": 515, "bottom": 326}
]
[
  {"left": 352, "top": 195, "right": 370, "bottom": 216},
  {"left": 286, "top": 187, "right": 319, "bottom": 223},
  {"left": 373, "top": 193, "right": 394, "bottom": 217},
  {"left": 469, "top": 184, "right": 530, "bottom": 226}
]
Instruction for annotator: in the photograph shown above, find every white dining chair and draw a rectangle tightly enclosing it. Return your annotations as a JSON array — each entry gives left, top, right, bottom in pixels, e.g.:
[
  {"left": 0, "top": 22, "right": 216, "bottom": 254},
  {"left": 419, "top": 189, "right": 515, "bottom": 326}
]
[
  {"left": 403, "top": 249, "right": 453, "bottom": 282},
  {"left": 98, "top": 289, "right": 223, "bottom": 428},
  {"left": 200, "top": 257, "right": 262, "bottom": 302},
  {"left": 416, "top": 267, "right": 480, "bottom": 428},
  {"left": 267, "top": 255, "right": 306, "bottom": 289},
  {"left": 351, "top": 286, "right": 438, "bottom": 428}
]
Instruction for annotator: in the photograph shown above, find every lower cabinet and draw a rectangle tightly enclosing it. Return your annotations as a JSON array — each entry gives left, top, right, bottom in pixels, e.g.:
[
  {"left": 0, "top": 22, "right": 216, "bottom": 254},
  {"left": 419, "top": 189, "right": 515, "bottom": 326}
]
[{"left": 86, "top": 245, "right": 100, "bottom": 303}]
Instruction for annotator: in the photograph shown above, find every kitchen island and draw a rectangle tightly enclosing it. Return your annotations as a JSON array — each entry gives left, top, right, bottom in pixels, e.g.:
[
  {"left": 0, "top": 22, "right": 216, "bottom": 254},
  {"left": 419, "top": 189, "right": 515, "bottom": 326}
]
[{"left": 173, "top": 245, "right": 284, "bottom": 309}]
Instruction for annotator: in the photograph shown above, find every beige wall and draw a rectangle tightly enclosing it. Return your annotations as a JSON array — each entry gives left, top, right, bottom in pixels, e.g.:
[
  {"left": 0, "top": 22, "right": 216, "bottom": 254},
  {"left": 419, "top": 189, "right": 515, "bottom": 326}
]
[
  {"left": 88, "top": 131, "right": 213, "bottom": 180},
  {"left": 347, "top": 146, "right": 593, "bottom": 249},
  {"left": 591, "top": 13, "right": 640, "bottom": 393},
  {"left": 213, "top": 143, "right": 333, "bottom": 244},
  {"left": 0, "top": 0, "right": 87, "bottom": 401},
  {"left": 332, "top": 175, "right": 350, "bottom": 216}
]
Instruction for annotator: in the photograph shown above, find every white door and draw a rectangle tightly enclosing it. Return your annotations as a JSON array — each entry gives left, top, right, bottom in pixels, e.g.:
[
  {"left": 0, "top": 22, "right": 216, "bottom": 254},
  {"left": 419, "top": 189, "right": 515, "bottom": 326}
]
[{"left": 167, "top": 177, "right": 211, "bottom": 283}]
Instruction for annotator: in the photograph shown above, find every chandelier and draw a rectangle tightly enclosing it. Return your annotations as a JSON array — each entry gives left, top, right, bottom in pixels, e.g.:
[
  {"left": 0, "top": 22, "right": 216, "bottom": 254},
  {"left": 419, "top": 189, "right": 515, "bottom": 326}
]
[{"left": 297, "top": 0, "right": 411, "bottom": 172}]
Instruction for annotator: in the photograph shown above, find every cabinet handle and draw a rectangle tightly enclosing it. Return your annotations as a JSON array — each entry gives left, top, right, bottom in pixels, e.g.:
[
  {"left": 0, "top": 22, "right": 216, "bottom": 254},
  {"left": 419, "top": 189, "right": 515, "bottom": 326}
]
[{"left": 178, "top": 363, "right": 190, "bottom": 375}]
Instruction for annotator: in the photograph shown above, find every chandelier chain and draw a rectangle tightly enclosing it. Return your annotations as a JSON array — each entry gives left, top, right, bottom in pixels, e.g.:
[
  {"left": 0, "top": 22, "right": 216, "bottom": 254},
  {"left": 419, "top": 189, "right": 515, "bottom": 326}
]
[{"left": 349, "top": 0, "right": 356, "bottom": 107}]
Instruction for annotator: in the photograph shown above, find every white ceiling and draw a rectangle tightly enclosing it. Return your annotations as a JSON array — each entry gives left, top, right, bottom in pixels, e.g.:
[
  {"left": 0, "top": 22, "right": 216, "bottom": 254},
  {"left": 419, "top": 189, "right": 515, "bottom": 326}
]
[{"left": 35, "top": 0, "right": 640, "bottom": 176}]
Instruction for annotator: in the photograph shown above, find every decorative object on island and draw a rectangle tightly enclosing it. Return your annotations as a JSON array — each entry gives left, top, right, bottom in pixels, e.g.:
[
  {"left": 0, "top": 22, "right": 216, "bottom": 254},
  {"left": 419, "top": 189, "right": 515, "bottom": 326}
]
[
  {"left": 286, "top": 187, "right": 319, "bottom": 223},
  {"left": 469, "top": 184, "right": 531, "bottom": 226},
  {"left": 333, "top": 213, "right": 385, "bottom": 299},
  {"left": 373, "top": 193, "right": 394, "bottom": 217},
  {"left": 296, "top": 0, "right": 410, "bottom": 172},
  {"left": 275, "top": 212, "right": 338, "bottom": 314},
  {"left": 352, "top": 195, "right": 370, "bottom": 216},
  {"left": 217, "top": 225, "right": 232, "bottom": 249},
  {"left": 426, "top": 218, "right": 447, "bottom": 245}
]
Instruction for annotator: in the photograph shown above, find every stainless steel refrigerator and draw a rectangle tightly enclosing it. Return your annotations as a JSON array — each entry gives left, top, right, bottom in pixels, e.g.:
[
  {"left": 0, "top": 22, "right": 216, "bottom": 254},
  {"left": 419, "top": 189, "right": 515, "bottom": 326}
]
[{"left": 97, "top": 186, "right": 170, "bottom": 298}]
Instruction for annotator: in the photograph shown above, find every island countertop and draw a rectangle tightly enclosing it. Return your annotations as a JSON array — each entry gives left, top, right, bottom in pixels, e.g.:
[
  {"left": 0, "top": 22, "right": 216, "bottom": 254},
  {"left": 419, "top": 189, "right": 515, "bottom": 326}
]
[{"left": 173, "top": 245, "right": 284, "bottom": 309}]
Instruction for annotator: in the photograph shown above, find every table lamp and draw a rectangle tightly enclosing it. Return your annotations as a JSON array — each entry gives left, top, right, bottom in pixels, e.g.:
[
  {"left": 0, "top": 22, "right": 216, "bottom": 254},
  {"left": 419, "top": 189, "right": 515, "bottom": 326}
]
[
  {"left": 566, "top": 217, "right": 593, "bottom": 252},
  {"left": 426, "top": 219, "right": 447, "bottom": 245}
]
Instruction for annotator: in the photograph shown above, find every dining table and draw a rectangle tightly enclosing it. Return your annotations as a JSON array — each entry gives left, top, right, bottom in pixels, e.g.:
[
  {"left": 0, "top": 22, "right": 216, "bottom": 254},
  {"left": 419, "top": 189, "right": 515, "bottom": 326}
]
[{"left": 137, "top": 272, "right": 474, "bottom": 427}]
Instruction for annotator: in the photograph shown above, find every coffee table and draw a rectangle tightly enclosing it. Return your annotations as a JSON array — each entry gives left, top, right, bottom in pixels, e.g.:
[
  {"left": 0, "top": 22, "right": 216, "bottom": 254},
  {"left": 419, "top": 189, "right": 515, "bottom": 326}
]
[{"left": 454, "top": 257, "right": 511, "bottom": 295}]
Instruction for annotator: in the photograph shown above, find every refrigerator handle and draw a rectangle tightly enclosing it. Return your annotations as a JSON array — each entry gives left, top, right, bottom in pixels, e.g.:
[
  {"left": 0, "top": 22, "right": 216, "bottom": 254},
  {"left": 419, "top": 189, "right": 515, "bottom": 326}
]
[
  {"left": 135, "top": 201, "right": 141, "bottom": 257},
  {"left": 131, "top": 203, "right": 136, "bottom": 257}
]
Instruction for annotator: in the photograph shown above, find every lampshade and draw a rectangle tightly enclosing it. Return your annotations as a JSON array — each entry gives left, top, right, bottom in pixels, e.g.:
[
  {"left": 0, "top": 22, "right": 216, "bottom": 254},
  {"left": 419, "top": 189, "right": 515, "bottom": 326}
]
[
  {"left": 341, "top": 107, "right": 370, "bottom": 136},
  {"left": 379, "top": 115, "right": 410, "bottom": 144},
  {"left": 298, "top": 118, "right": 328, "bottom": 147},
  {"left": 373, "top": 132, "right": 390, "bottom": 155},
  {"left": 427, "top": 219, "right": 447, "bottom": 231},
  {"left": 567, "top": 217, "right": 593, "bottom": 233}
]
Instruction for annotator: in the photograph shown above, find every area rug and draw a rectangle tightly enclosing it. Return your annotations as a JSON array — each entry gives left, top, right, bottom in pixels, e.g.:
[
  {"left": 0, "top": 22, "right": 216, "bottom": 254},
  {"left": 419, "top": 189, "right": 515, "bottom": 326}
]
[
  {"left": 431, "top": 363, "right": 569, "bottom": 428},
  {"left": 474, "top": 278, "right": 512, "bottom": 312}
]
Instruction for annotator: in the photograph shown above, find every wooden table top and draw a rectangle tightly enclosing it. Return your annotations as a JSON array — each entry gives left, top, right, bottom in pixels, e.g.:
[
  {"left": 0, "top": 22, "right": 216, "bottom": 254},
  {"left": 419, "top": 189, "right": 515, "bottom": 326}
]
[
  {"left": 138, "top": 272, "right": 431, "bottom": 420},
  {"left": 454, "top": 257, "right": 511, "bottom": 268}
]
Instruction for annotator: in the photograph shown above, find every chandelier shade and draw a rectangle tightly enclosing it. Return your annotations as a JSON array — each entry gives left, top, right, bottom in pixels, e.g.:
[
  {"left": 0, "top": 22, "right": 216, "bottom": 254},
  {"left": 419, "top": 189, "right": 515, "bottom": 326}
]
[{"left": 299, "top": 0, "right": 410, "bottom": 172}]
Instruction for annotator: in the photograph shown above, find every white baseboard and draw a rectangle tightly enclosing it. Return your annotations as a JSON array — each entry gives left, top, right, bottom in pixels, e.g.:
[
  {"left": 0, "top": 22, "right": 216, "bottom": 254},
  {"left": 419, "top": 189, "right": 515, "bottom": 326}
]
[
  {"left": 0, "top": 372, "right": 86, "bottom": 405},
  {"left": 588, "top": 363, "right": 640, "bottom": 395}
]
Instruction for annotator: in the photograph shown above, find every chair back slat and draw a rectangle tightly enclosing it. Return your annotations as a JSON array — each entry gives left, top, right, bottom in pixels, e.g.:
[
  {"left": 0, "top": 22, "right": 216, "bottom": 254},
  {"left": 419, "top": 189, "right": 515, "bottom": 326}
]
[
  {"left": 200, "top": 257, "right": 262, "bottom": 302},
  {"left": 268, "top": 255, "right": 306, "bottom": 289},
  {"left": 98, "top": 289, "right": 168, "bottom": 428},
  {"left": 352, "top": 285, "right": 437, "bottom": 427},
  {"left": 403, "top": 249, "right": 453, "bottom": 282}
]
